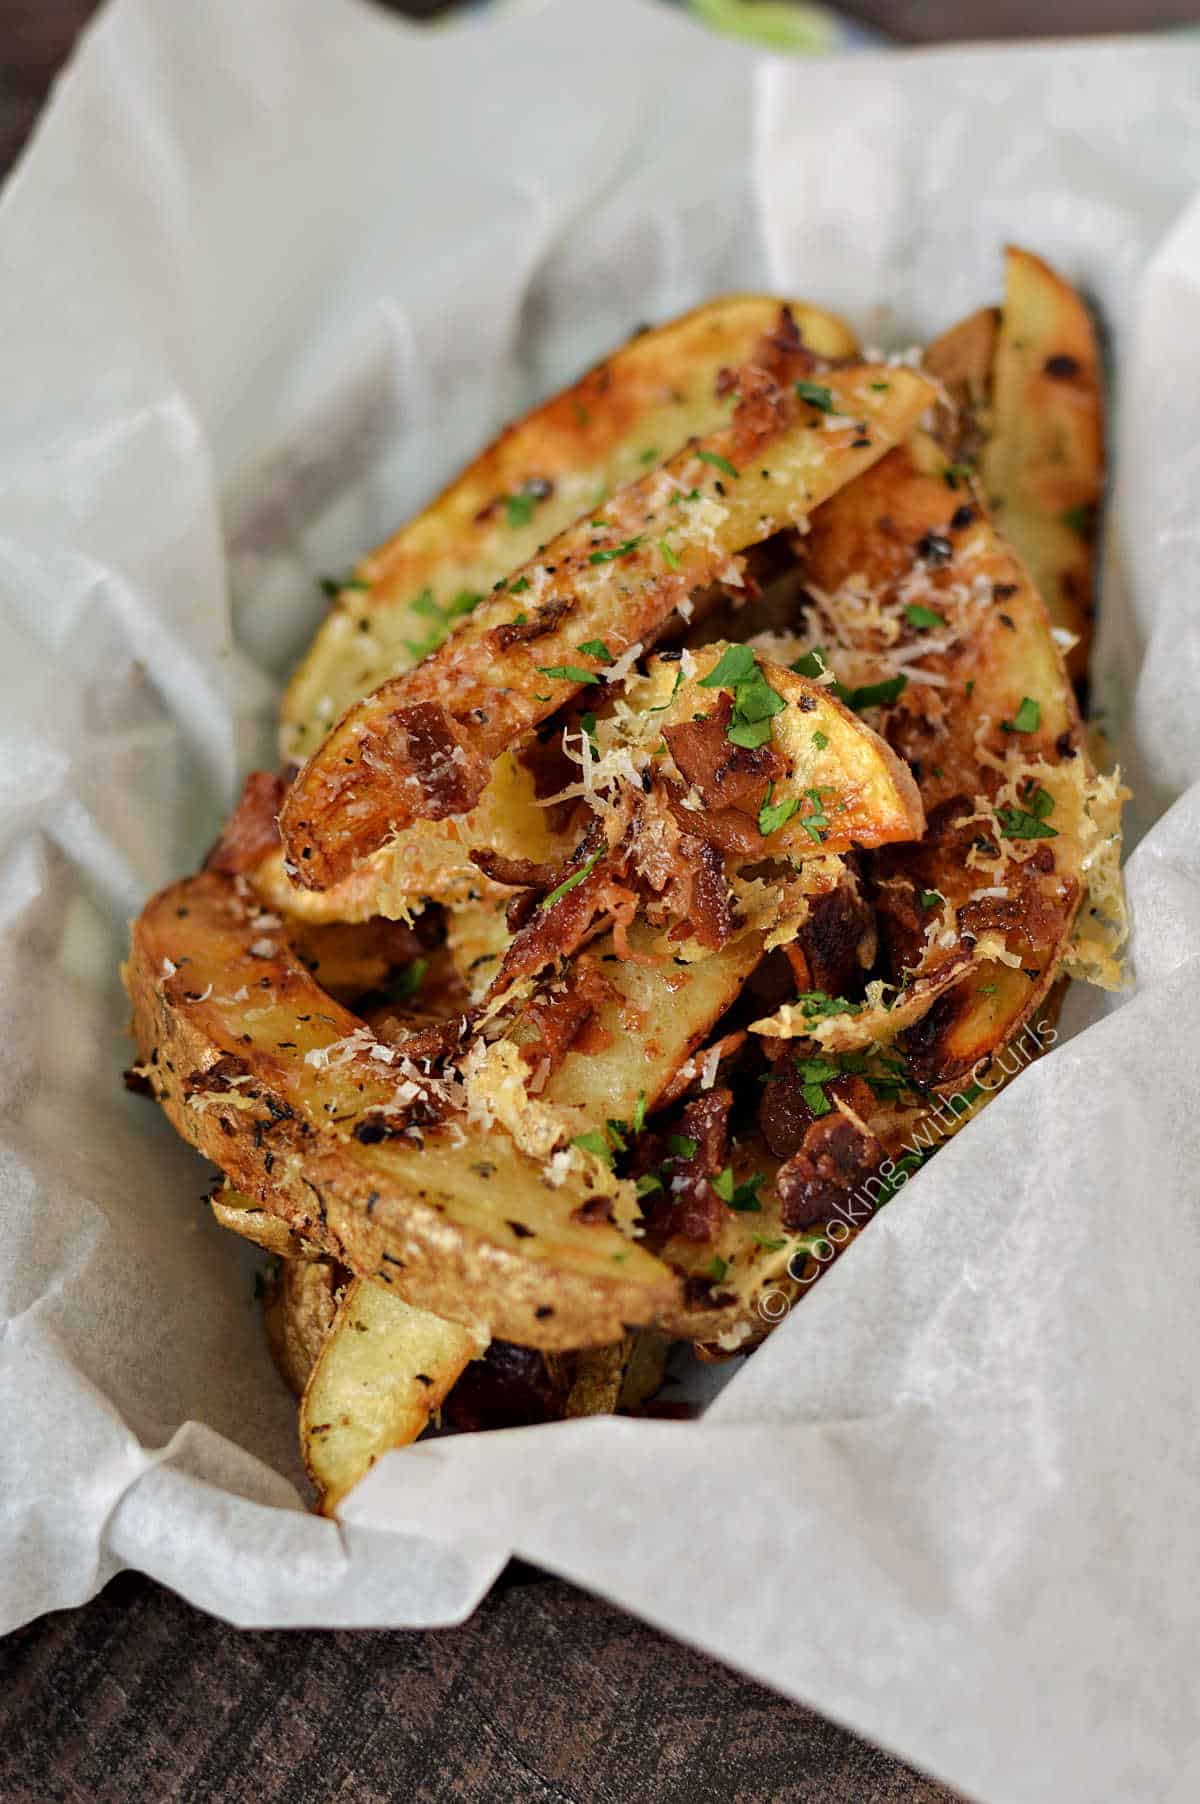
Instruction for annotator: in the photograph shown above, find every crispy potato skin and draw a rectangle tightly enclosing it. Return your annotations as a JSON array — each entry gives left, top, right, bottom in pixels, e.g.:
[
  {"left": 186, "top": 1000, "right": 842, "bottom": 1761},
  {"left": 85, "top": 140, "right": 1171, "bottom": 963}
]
[
  {"left": 211, "top": 1185, "right": 315, "bottom": 1259},
  {"left": 264, "top": 1256, "right": 341, "bottom": 1397},
  {"left": 280, "top": 366, "right": 936, "bottom": 891},
  {"left": 125, "top": 871, "right": 681, "bottom": 1350},
  {"left": 924, "top": 304, "right": 999, "bottom": 464},
  {"left": 282, "top": 294, "right": 859, "bottom": 762}
]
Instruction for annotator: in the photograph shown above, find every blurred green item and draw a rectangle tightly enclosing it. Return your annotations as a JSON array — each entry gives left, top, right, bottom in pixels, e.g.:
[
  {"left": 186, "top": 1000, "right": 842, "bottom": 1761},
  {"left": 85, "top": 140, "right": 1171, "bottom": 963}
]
[{"left": 686, "top": 0, "right": 838, "bottom": 52}]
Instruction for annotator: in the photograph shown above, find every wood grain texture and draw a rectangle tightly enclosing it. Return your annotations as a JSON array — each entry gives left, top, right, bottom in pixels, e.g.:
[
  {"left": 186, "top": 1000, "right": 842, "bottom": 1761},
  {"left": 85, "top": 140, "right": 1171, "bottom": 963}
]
[
  {"left": 0, "top": 0, "right": 1170, "bottom": 1798},
  {"left": 0, "top": 1570, "right": 960, "bottom": 1804}
]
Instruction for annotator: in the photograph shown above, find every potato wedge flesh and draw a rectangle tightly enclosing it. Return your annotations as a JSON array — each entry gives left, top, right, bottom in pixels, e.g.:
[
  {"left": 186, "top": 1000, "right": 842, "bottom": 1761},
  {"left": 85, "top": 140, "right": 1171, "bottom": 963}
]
[{"left": 302, "top": 1278, "right": 485, "bottom": 1515}]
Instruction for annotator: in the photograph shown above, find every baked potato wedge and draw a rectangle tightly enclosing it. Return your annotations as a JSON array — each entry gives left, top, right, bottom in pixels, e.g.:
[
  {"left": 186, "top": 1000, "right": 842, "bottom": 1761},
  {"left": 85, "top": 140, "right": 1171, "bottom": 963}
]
[
  {"left": 925, "top": 248, "right": 1103, "bottom": 684},
  {"left": 301, "top": 1277, "right": 486, "bottom": 1515},
  {"left": 982, "top": 246, "right": 1103, "bottom": 686},
  {"left": 124, "top": 870, "right": 682, "bottom": 1348},
  {"left": 783, "top": 429, "right": 1123, "bottom": 1087},
  {"left": 279, "top": 365, "right": 936, "bottom": 890},
  {"left": 282, "top": 294, "right": 859, "bottom": 763}
]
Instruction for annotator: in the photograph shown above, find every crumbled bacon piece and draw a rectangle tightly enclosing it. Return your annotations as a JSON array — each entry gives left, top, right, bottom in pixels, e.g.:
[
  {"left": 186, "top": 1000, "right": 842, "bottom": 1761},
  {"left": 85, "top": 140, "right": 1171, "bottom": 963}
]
[
  {"left": 776, "top": 1108, "right": 883, "bottom": 1230},
  {"left": 382, "top": 703, "right": 490, "bottom": 820},
  {"left": 470, "top": 849, "right": 561, "bottom": 890},
  {"left": 798, "top": 871, "right": 876, "bottom": 997},
  {"left": 491, "top": 599, "right": 570, "bottom": 651},
  {"left": 665, "top": 838, "right": 734, "bottom": 951},
  {"left": 204, "top": 772, "right": 286, "bottom": 874},
  {"left": 369, "top": 1016, "right": 467, "bottom": 1068},
  {"left": 441, "top": 1342, "right": 568, "bottom": 1432},
  {"left": 733, "top": 366, "right": 798, "bottom": 459},
  {"left": 518, "top": 962, "right": 615, "bottom": 1079},
  {"left": 760, "top": 1070, "right": 875, "bottom": 1163},
  {"left": 488, "top": 818, "right": 637, "bottom": 990},
  {"left": 664, "top": 691, "right": 784, "bottom": 818},
  {"left": 654, "top": 1088, "right": 734, "bottom": 1242}
]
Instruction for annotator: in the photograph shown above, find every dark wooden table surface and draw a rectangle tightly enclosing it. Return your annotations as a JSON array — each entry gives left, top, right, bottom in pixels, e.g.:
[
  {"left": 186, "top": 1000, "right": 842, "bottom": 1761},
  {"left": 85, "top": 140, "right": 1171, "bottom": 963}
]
[{"left": 0, "top": 2, "right": 1182, "bottom": 1800}]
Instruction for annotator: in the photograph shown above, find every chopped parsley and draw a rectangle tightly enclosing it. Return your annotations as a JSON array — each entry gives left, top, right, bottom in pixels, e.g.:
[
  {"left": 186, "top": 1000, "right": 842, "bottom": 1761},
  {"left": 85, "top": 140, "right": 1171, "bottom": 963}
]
[
  {"left": 905, "top": 603, "right": 945, "bottom": 630},
  {"left": 571, "top": 1130, "right": 613, "bottom": 1166},
  {"left": 402, "top": 587, "right": 484, "bottom": 660},
  {"left": 758, "top": 781, "right": 801, "bottom": 837},
  {"left": 790, "top": 648, "right": 827, "bottom": 679},
  {"left": 795, "top": 379, "right": 835, "bottom": 413},
  {"left": 577, "top": 639, "right": 614, "bottom": 663},
  {"left": 659, "top": 537, "right": 681, "bottom": 571},
  {"left": 920, "top": 890, "right": 943, "bottom": 911},
  {"left": 791, "top": 990, "right": 858, "bottom": 1021},
  {"left": 700, "top": 644, "right": 757, "bottom": 687},
  {"left": 537, "top": 663, "right": 601, "bottom": 685},
  {"left": 639, "top": 446, "right": 660, "bottom": 464},
  {"left": 801, "top": 788, "right": 830, "bottom": 844},
  {"left": 542, "top": 850, "right": 603, "bottom": 908},
  {"left": 796, "top": 1057, "right": 839, "bottom": 1120},
  {"left": 646, "top": 667, "right": 685, "bottom": 714},
  {"left": 710, "top": 1166, "right": 765, "bottom": 1212},
  {"left": 504, "top": 491, "right": 537, "bottom": 528},
  {"left": 604, "top": 1118, "right": 628, "bottom": 1152},
  {"left": 870, "top": 381, "right": 890, "bottom": 392},
  {"left": 588, "top": 537, "right": 642, "bottom": 565},
  {"left": 752, "top": 1234, "right": 787, "bottom": 1251},
  {"left": 996, "top": 787, "right": 1058, "bottom": 840},
  {"left": 730, "top": 1172, "right": 766, "bottom": 1212},
  {"left": 706, "top": 1255, "right": 730, "bottom": 1282},
  {"left": 1002, "top": 696, "right": 1041, "bottom": 734},
  {"left": 667, "top": 1134, "right": 699, "bottom": 1161},
  {"left": 841, "top": 674, "right": 908, "bottom": 712},
  {"left": 699, "top": 644, "right": 785, "bottom": 749},
  {"left": 572, "top": 1116, "right": 636, "bottom": 1168},
  {"left": 635, "top": 1172, "right": 663, "bottom": 1197},
  {"left": 876, "top": 1149, "right": 928, "bottom": 1202},
  {"left": 697, "top": 449, "right": 739, "bottom": 480},
  {"left": 386, "top": 959, "right": 428, "bottom": 1003},
  {"left": 943, "top": 462, "right": 973, "bottom": 490},
  {"left": 632, "top": 1091, "right": 647, "bottom": 1136},
  {"left": 509, "top": 575, "right": 531, "bottom": 594},
  {"left": 1060, "top": 503, "right": 1092, "bottom": 539},
  {"left": 812, "top": 729, "right": 829, "bottom": 750}
]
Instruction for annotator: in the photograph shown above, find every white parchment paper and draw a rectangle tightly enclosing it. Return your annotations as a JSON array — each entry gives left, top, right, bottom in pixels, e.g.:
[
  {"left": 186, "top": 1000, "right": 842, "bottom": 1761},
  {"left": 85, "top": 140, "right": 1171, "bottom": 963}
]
[{"left": 2, "top": 3, "right": 1199, "bottom": 1798}]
